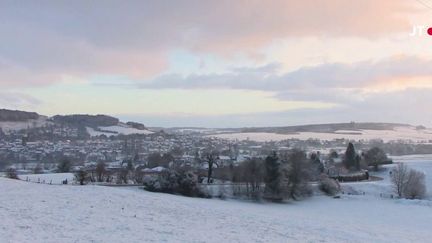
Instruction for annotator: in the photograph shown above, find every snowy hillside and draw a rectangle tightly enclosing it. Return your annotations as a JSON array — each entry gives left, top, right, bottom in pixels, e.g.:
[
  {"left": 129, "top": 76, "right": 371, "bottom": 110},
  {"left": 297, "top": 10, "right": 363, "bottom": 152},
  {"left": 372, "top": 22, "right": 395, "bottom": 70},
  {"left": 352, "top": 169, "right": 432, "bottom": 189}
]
[
  {"left": 0, "top": 109, "right": 154, "bottom": 137},
  {"left": 210, "top": 126, "right": 432, "bottom": 143},
  {"left": 86, "top": 123, "right": 154, "bottom": 137},
  {"left": 1, "top": 173, "right": 432, "bottom": 242},
  {"left": 0, "top": 117, "right": 50, "bottom": 134},
  {"left": 18, "top": 173, "right": 74, "bottom": 185}
]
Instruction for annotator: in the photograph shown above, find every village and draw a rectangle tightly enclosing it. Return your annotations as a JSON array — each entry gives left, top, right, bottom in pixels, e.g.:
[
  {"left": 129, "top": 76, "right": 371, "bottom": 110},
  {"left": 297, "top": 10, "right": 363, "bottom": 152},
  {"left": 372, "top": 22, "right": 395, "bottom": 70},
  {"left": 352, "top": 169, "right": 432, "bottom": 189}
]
[{"left": 0, "top": 126, "right": 395, "bottom": 187}]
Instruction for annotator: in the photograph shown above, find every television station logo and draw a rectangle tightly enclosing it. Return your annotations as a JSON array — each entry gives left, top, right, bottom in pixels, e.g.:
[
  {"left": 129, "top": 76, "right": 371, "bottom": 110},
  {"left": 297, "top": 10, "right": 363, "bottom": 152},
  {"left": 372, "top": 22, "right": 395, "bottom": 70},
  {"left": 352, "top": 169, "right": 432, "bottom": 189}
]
[{"left": 410, "top": 25, "right": 432, "bottom": 37}]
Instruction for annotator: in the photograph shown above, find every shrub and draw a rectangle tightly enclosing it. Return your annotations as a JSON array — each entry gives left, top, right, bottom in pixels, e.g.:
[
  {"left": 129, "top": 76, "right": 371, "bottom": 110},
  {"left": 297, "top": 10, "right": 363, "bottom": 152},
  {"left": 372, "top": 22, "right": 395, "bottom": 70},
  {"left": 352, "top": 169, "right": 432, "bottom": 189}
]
[
  {"left": 57, "top": 158, "right": 72, "bottom": 173},
  {"left": 33, "top": 164, "right": 44, "bottom": 174},
  {"left": 6, "top": 167, "right": 18, "bottom": 179},
  {"left": 319, "top": 176, "right": 340, "bottom": 196},
  {"left": 364, "top": 147, "right": 392, "bottom": 171},
  {"left": 74, "top": 169, "right": 89, "bottom": 185},
  {"left": 116, "top": 168, "right": 129, "bottom": 184},
  {"left": 143, "top": 170, "right": 207, "bottom": 197}
]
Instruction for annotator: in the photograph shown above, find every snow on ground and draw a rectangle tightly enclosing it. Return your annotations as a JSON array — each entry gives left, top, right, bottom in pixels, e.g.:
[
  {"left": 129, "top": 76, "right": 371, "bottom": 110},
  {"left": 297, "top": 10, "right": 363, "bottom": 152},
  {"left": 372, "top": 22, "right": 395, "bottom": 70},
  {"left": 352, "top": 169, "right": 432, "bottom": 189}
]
[
  {"left": 87, "top": 124, "right": 153, "bottom": 137},
  {"left": 0, "top": 117, "right": 50, "bottom": 134},
  {"left": 210, "top": 126, "right": 432, "bottom": 143},
  {"left": 18, "top": 173, "right": 74, "bottom": 185},
  {"left": 342, "top": 154, "right": 432, "bottom": 199},
  {"left": 390, "top": 154, "right": 432, "bottom": 198},
  {"left": 2, "top": 169, "right": 432, "bottom": 242},
  {"left": 2, "top": 156, "right": 432, "bottom": 242}
]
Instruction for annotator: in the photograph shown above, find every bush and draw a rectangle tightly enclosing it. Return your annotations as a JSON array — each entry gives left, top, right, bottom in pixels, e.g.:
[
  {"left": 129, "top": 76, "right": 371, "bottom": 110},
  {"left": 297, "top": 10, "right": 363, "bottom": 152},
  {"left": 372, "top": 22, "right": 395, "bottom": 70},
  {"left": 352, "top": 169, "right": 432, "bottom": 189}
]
[
  {"left": 143, "top": 170, "right": 207, "bottom": 197},
  {"left": 74, "top": 169, "right": 89, "bottom": 185},
  {"left": 364, "top": 147, "right": 392, "bottom": 171},
  {"left": 33, "top": 164, "right": 44, "bottom": 174},
  {"left": 116, "top": 168, "right": 129, "bottom": 184},
  {"left": 6, "top": 167, "right": 18, "bottom": 179},
  {"left": 319, "top": 176, "right": 340, "bottom": 196},
  {"left": 57, "top": 158, "right": 72, "bottom": 173},
  {"left": 403, "top": 169, "right": 426, "bottom": 199}
]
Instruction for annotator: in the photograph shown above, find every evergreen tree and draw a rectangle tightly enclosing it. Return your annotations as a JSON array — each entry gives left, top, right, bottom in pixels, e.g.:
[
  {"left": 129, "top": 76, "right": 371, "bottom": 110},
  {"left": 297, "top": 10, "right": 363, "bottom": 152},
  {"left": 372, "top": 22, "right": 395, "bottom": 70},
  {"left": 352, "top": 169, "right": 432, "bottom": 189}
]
[
  {"left": 127, "top": 160, "right": 134, "bottom": 172},
  {"left": 343, "top": 143, "right": 357, "bottom": 170},
  {"left": 57, "top": 158, "right": 72, "bottom": 173},
  {"left": 264, "top": 152, "right": 282, "bottom": 200}
]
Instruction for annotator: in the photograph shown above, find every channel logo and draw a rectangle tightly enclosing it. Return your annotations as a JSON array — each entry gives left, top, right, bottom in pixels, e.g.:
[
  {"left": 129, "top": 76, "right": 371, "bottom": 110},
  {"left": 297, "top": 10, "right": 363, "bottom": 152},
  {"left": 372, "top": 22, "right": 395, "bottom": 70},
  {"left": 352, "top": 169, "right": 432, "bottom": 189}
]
[{"left": 410, "top": 25, "right": 432, "bottom": 36}]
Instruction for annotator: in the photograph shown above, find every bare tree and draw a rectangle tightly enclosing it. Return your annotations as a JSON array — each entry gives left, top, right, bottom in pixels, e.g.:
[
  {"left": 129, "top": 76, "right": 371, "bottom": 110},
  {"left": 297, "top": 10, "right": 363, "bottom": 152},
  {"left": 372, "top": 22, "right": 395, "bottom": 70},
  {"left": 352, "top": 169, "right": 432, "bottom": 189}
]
[
  {"left": 116, "top": 168, "right": 129, "bottom": 184},
  {"left": 133, "top": 170, "right": 145, "bottom": 184},
  {"left": 404, "top": 169, "right": 426, "bottom": 199},
  {"left": 240, "top": 158, "right": 265, "bottom": 198},
  {"left": 74, "top": 169, "right": 89, "bottom": 185},
  {"left": 390, "top": 163, "right": 409, "bottom": 198},
  {"left": 391, "top": 163, "right": 427, "bottom": 199},
  {"left": 95, "top": 161, "right": 106, "bottom": 182},
  {"left": 202, "top": 150, "right": 219, "bottom": 183},
  {"left": 281, "top": 149, "right": 313, "bottom": 200}
]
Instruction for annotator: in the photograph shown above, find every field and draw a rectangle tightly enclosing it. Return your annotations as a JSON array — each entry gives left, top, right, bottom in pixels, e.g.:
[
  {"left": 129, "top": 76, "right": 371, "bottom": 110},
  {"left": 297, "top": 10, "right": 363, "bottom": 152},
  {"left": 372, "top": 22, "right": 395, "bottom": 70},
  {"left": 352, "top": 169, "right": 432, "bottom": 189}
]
[
  {"left": 1, "top": 155, "right": 432, "bottom": 243},
  {"left": 342, "top": 154, "right": 432, "bottom": 199},
  {"left": 209, "top": 126, "right": 432, "bottom": 143},
  {"left": 18, "top": 173, "right": 74, "bottom": 185}
]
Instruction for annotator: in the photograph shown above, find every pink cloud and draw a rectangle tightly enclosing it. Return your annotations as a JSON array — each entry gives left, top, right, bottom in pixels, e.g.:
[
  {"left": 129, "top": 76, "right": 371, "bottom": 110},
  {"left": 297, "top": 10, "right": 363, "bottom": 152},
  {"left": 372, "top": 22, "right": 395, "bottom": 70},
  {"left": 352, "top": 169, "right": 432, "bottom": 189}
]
[{"left": 0, "top": 0, "right": 420, "bottom": 87}]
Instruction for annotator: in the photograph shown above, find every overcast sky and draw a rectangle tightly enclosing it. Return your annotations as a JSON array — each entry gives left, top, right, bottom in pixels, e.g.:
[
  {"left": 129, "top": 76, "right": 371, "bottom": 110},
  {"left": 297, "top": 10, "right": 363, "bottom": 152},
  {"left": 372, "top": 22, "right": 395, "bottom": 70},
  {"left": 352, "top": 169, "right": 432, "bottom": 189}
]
[{"left": 1, "top": 0, "right": 432, "bottom": 127}]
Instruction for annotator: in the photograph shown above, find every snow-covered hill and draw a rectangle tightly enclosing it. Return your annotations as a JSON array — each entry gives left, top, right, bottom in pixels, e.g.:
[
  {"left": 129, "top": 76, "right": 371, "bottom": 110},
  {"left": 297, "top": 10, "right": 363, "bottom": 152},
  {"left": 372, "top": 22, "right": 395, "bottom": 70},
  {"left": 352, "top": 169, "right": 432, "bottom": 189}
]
[
  {"left": 0, "top": 117, "right": 50, "bottom": 134},
  {"left": 86, "top": 123, "right": 154, "bottom": 137},
  {"left": 0, "top": 109, "right": 154, "bottom": 137},
  {"left": 1, "top": 174, "right": 432, "bottom": 242}
]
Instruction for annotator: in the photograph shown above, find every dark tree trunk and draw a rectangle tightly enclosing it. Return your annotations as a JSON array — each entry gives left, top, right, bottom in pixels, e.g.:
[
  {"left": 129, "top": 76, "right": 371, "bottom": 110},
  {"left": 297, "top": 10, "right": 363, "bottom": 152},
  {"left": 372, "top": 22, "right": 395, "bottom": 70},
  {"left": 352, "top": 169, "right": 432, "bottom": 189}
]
[{"left": 207, "top": 161, "right": 213, "bottom": 183}]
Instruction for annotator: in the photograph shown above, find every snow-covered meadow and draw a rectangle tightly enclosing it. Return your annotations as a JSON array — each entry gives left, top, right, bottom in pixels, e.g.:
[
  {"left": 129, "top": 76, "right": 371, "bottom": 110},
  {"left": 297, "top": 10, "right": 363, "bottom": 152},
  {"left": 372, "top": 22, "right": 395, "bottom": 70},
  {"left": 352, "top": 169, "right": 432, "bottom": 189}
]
[
  {"left": 210, "top": 126, "right": 432, "bottom": 143},
  {"left": 1, "top": 177, "right": 432, "bottom": 243},
  {"left": 86, "top": 124, "right": 154, "bottom": 137},
  {"left": 0, "top": 117, "right": 49, "bottom": 134},
  {"left": 1, "top": 155, "right": 432, "bottom": 243},
  {"left": 18, "top": 173, "right": 74, "bottom": 185},
  {"left": 342, "top": 154, "right": 432, "bottom": 199}
]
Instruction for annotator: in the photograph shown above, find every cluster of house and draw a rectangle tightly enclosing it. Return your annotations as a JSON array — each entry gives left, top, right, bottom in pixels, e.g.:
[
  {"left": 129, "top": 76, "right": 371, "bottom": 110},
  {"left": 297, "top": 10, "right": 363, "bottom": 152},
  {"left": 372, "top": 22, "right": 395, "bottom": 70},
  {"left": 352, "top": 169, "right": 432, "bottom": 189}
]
[
  {"left": 1, "top": 129, "right": 363, "bottom": 179},
  {"left": 0, "top": 133, "right": 251, "bottom": 173}
]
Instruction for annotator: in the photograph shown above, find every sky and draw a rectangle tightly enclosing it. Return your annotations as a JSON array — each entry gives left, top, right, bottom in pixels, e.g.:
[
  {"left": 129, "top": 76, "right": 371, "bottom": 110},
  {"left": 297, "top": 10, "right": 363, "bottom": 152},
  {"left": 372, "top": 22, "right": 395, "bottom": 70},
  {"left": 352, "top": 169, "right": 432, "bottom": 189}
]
[{"left": 1, "top": 0, "right": 432, "bottom": 128}]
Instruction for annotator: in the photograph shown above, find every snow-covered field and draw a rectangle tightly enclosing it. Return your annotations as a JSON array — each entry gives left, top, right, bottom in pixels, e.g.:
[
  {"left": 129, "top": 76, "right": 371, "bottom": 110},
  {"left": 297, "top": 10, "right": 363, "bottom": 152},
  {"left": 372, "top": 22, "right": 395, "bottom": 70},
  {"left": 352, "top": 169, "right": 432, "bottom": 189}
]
[
  {"left": 0, "top": 117, "right": 49, "bottom": 134},
  {"left": 210, "top": 126, "right": 432, "bottom": 142},
  {"left": 1, "top": 178, "right": 432, "bottom": 243},
  {"left": 390, "top": 154, "right": 432, "bottom": 198},
  {"left": 342, "top": 154, "right": 432, "bottom": 199},
  {"left": 2, "top": 155, "right": 432, "bottom": 243},
  {"left": 87, "top": 124, "right": 154, "bottom": 137},
  {"left": 18, "top": 173, "right": 74, "bottom": 185}
]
